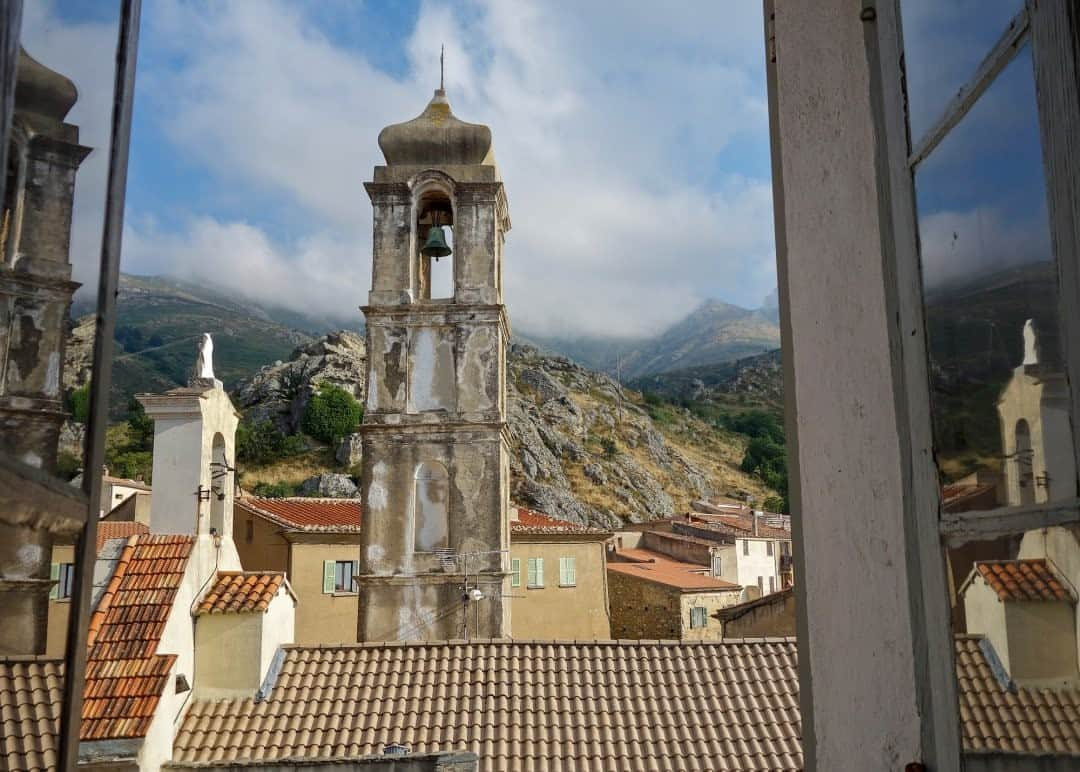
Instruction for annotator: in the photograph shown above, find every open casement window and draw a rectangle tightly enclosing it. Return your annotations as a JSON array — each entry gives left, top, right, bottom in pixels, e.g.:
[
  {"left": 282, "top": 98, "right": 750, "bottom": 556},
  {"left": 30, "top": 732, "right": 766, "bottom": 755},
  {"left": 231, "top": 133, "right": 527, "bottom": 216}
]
[
  {"left": 886, "top": 0, "right": 1080, "bottom": 766},
  {"left": 323, "top": 560, "right": 358, "bottom": 594}
]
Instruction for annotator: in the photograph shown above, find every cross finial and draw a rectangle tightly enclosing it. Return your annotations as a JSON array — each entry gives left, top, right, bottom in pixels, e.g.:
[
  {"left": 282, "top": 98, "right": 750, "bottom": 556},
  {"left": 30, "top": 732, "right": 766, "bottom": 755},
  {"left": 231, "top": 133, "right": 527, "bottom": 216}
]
[{"left": 440, "top": 44, "right": 445, "bottom": 91}]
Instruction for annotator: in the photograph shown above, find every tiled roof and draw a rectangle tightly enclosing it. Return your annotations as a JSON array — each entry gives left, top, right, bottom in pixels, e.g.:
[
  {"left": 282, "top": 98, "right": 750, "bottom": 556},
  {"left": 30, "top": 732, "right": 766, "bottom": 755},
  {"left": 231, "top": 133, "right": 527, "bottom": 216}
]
[
  {"left": 237, "top": 497, "right": 362, "bottom": 532},
  {"left": 956, "top": 635, "right": 1080, "bottom": 755},
  {"left": 0, "top": 657, "right": 62, "bottom": 772},
  {"left": 95, "top": 520, "right": 148, "bottom": 551},
  {"left": 82, "top": 533, "right": 193, "bottom": 741},
  {"left": 706, "top": 514, "right": 791, "bottom": 541},
  {"left": 511, "top": 506, "right": 610, "bottom": 536},
  {"left": 103, "top": 475, "right": 151, "bottom": 491},
  {"left": 196, "top": 572, "right": 291, "bottom": 615},
  {"left": 173, "top": 639, "right": 803, "bottom": 770},
  {"left": 608, "top": 548, "right": 741, "bottom": 592},
  {"left": 973, "top": 559, "right": 1074, "bottom": 603}
]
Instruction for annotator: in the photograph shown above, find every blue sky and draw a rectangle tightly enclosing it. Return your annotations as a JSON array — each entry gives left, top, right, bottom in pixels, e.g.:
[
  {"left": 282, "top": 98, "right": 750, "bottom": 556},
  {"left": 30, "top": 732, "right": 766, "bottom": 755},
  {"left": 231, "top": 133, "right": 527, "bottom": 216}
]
[{"left": 27, "top": 1, "right": 777, "bottom": 338}]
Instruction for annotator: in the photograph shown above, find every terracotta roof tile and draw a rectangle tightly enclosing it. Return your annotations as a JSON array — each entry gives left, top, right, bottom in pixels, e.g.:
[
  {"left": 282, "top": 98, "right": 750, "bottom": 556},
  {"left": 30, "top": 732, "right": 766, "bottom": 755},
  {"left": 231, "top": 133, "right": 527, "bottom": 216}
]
[
  {"left": 0, "top": 657, "right": 63, "bottom": 772},
  {"left": 956, "top": 636, "right": 1080, "bottom": 755},
  {"left": 172, "top": 639, "right": 802, "bottom": 769},
  {"left": 608, "top": 549, "right": 741, "bottom": 592},
  {"left": 237, "top": 497, "right": 362, "bottom": 532},
  {"left": 196, "top": 572, "right": 291, "bottom": 615},
  {"left": 81, "top": 533, "right": 194, "bottom": 741},
  {"left": 95, "top": 521, "right": 149, "bottom": 552},
  {"left": 974, "top": 560, "right": 1074, "bottom": 603},
  {"left": 511, "top": 506, "right": 610, "bottom": 536}
]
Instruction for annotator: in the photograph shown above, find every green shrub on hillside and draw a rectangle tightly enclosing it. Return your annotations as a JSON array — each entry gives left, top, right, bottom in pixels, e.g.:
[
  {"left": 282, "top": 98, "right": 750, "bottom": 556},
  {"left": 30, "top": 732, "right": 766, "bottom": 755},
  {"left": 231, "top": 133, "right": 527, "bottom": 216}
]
[
  {"left": 251, "top": 481, "right": 296, "bottom": 498},
  {"left": 102, "top": 400, "right": 156, "bottom": 483},
  {"left": 69, "top": 383, "right": 91, "bottom": 424},
  {"left": 237, "top": 419, "right": 306, "bottom": 465},
  {"left": 301, "top": 384, "right": 363, "bottom": 445}
]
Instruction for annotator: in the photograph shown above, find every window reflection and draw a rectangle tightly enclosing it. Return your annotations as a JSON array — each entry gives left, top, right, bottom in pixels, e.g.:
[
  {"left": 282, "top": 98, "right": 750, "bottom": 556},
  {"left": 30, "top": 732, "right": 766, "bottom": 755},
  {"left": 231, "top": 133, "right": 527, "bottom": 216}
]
[
  {"left": 900, "top": 0, "right": 1023, "bottom": 143},
  {"left": 915, "top": 46, "right": 1075, "bottom": 509},
  {"left": 0, "top": 1, "right": 121, "bottom": 657}
]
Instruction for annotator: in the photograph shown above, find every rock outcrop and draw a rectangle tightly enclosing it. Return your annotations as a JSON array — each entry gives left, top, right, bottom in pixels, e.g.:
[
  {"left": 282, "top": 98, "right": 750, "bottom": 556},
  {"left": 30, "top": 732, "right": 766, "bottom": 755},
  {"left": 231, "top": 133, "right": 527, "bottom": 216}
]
[
  {"left": 235, "top": 330, "right": 367, "bottom": 434},
  {"left": 233, "top": 336, "right": 771, "bottom": 526}
]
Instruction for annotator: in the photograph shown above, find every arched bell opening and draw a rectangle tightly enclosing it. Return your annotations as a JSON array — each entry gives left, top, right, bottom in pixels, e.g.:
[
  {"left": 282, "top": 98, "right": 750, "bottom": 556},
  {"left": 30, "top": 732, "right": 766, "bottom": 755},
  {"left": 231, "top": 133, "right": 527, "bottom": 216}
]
[
  {"left": 1014, "top": 419, "right": 1035, "bottom": 506},
  {"left": 415, "top": 188, "right": 455, "bottom": 301},
  {"left": 209, "top": 432, "right": 228, "bottom": 535}
]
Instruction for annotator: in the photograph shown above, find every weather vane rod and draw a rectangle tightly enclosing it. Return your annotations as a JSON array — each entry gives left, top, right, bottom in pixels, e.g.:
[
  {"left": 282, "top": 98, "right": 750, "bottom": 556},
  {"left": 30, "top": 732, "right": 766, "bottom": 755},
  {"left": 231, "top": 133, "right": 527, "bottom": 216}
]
[{"left": 440, "top": 44, "right": 445, "bottom": 91}]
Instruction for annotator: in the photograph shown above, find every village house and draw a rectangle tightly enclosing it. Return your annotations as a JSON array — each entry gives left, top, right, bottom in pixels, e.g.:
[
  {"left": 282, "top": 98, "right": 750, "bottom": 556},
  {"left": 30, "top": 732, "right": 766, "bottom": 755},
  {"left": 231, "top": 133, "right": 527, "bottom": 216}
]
[
  {"left": 607, "top": 547, "right": 742, "bottom": 641},
  {"left": 620, "top": 505, "right": 793, "bottom": 601},
  {"left": 232, "top": 497, "right": 612, "bottom": 643}
]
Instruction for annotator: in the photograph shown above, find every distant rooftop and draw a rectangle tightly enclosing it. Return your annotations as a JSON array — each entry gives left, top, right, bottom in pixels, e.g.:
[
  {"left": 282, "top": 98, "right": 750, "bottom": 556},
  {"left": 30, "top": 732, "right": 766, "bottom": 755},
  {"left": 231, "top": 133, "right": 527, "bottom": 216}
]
[{"left": 608, "top": 548, "right": 741, "bottom": 592}]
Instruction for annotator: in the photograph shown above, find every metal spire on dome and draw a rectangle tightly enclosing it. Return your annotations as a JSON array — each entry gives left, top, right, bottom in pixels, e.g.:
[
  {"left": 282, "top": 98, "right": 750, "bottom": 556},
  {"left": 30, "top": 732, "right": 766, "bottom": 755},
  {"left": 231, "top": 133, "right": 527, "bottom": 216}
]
[{"left": 440, "top": 44, "right": 445, "bottom": 91}]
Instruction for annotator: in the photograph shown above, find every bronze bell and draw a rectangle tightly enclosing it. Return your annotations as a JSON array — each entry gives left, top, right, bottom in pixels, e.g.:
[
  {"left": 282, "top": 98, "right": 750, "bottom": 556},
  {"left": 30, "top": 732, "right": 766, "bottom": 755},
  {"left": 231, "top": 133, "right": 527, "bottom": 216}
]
[{"left": 421, "top": 225, "right": 452, "bottom": 259}]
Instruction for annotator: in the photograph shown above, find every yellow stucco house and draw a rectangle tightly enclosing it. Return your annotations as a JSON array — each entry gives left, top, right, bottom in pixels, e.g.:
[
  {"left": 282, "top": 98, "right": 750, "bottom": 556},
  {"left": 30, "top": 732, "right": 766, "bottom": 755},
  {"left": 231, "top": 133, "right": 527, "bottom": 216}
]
[{"left": 233, "top": 498, "right": 613, "bottom": 642}]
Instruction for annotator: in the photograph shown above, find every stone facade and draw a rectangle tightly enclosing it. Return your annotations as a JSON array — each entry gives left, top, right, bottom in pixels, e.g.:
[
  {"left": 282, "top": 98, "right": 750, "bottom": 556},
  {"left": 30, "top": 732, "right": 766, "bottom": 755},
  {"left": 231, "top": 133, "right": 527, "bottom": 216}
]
[
  {"left": 0, "top": 50, "right": 90, "bottom": 654},
  {"left": 607, "top": 569, "right": 740, "bottom": 641},
  {"left": 357, "top": 89, "right": 512, "bottom": 641}
]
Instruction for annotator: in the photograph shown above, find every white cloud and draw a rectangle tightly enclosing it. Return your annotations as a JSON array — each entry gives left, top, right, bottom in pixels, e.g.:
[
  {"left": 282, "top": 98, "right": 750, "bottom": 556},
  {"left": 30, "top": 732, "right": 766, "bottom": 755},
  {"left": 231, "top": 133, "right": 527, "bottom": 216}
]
[
  {"left": 919, "top": 206, "right": 1052, "bottom": 288},
  {"left": 122, "top": 0, "right": 775, "bottom": 338}
]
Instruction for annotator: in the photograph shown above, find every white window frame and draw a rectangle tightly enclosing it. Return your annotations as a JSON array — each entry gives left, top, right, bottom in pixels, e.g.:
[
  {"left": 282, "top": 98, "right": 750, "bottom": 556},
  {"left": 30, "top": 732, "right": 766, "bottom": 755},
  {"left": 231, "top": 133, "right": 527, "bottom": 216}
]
[
  {"left": 767, "top": 1, "right": 1080, "bottom": 767},
  {"left": 324, "top": 559, "right": 358, "bottom": 595}
]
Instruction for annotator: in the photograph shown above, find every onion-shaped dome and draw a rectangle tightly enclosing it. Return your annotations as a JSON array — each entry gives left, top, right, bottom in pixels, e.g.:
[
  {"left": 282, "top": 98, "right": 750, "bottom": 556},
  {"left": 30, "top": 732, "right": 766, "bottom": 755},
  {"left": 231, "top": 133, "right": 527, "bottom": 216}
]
[
  {"left": 378, "top": 89, "right": 492, "bottom": 166},
  {"left": 15, "top": 49, "right": 77, "bottom": 122}
]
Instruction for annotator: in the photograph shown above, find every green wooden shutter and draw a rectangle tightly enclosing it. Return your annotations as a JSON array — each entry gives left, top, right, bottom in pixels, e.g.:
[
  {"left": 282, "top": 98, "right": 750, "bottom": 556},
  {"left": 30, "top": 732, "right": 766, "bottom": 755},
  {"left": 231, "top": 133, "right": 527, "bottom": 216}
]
[
  {"left": 535, "top": 557, "right": 544, "bottom": 587},
  {"left": 511, "top": 559, "right": 521, "bottom": 588},
  {"left": 49, "top": 563, "right": 60, "bottom": 600},
  {"left": 527, "top": 558, "right": 537, "bottom": 587},
  {"left": 559, "top": 557, "right": 576, "bottom": 586},
  {"left": 352, "top": 561, "right": 359, "bottom": 593},
  {"left": 323, "top": 560, "right": 336, "bottom": 593}
]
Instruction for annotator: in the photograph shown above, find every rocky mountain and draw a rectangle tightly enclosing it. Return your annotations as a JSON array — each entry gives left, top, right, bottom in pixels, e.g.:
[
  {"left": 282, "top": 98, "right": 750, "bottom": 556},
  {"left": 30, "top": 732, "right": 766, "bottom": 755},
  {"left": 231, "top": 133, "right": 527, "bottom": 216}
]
[
  {"left": 68, "top": 274, "right": 328, "bottom": 414},
  {"left": 233, "top": 334, "right": 776, "bottom": 527},
  {"left": 527, "top": 299, "right": 780, "bottom": 379},
  {"left": 628, "top": 348, "right": 784, "bottom": 415}
]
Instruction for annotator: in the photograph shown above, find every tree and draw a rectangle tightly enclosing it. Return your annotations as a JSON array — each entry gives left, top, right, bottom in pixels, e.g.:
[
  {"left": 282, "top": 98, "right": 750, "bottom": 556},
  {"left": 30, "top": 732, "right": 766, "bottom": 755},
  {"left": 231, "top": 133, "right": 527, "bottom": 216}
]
[
  {"left": 69, "top": 383, "right": 91, "bottom": 424},
  {"left": 301, "top": 383, "right": 363, "bottom": 445},
  {"left": 236, "top": 419, "right": 305, "bottom": 465}
]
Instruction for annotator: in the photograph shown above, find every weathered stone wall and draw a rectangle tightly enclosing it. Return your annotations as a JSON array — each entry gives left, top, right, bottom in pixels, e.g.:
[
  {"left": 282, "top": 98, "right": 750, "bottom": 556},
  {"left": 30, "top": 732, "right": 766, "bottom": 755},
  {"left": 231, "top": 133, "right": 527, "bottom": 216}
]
[
  {"left": 606, "top": 570, "right": 683, "bottom": 639},
  {"left": 721, "top": 591, "right": 796, "bottom": 639}
]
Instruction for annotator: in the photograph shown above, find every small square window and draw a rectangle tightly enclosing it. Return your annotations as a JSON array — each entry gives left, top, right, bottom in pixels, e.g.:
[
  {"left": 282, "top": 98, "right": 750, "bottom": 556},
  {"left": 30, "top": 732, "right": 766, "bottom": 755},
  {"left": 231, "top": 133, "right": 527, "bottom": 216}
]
[
  {"left": 335, "top": 560, "right": 355, "bottom": 593},
  {"left": 690, "top": 606, "right": 707, "bottom": 629}
]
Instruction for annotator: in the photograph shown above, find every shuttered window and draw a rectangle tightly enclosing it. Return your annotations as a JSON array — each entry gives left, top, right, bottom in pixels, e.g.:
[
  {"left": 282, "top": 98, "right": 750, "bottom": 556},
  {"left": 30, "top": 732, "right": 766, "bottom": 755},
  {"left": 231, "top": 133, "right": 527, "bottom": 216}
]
[
  {"left": 690, "top": 607, "right": 707, "bottom": 628},
  {"left": 527, "top": 557, "right": 544, "bottom": 588},
  {"left": 511, "top": 558, "right": 521, "bottom": 588},
  {"left": 559, "top": 557, "right": 576, "bottom": 587},
  {"left": 324, "top": 560, "right": 358, "bottom": 594}
]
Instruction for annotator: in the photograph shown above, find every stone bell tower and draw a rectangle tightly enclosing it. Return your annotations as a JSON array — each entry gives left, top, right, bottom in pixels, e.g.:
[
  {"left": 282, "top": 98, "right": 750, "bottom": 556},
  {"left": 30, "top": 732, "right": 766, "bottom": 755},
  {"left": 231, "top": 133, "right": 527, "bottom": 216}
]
[{"left": 357, "top": 85, "right": 512, "bottom": 641}]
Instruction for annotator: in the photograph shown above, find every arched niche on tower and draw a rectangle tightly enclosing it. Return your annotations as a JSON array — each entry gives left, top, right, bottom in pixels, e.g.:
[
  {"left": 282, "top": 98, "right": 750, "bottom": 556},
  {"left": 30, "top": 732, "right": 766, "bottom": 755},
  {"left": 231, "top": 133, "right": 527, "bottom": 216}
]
[
  {"left": 414, "top": 460, "right": 450, "bottom": 552},
  {"left": 209, "top": 432, "right": 228, "bottom": 535},
  {"left": 409, "top": 171, "right": 457, "bottom": 302},
  {"left": 1015, "top": 419, "right": 1036, "bottom": 506}
]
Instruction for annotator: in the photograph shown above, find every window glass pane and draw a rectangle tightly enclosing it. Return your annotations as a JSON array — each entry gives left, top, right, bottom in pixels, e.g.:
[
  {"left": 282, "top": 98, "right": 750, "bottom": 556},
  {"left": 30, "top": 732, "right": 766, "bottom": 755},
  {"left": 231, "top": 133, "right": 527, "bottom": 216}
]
[
  {"left": 900, "top": 0, "right": 1024, "bottom": 143},
  {"left": 943, "top": 525, "right": 1080, "bottom": 758},
  {"left": 915, "top": 46, "right": 1076, "bottom": 509}
]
